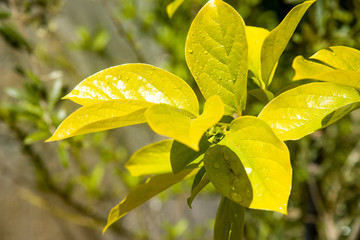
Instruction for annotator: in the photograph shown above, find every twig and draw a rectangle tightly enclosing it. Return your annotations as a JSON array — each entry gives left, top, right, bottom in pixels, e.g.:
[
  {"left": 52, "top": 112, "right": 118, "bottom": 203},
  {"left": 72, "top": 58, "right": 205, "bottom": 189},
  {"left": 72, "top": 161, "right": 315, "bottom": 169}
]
[{"left": 100, "top": 0, "right": 147, "bottom": 63}]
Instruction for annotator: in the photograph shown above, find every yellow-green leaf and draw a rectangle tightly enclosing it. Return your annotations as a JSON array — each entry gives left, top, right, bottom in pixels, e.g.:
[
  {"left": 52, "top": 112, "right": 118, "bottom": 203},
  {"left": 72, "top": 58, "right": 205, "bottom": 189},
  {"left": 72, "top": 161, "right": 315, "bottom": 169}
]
[
  {"left": 145, "top": 95, "right": 224, "bottom": 151},
  {"left": 218, "top": 116, "right": 292, "bottom": 214},
  {"left": 246, "top": 26, "right": 270, "bottom": 88},
  {"left": 310, "top": 46, "right": 360, "bottom": 71},
  {"left": 46, "top": 100, "right": 152, "bottom": 142},
  {"left": 185, "top": 0, "right": 247, "bottom": 115},
  {"left": 261, "top": 0, "right": 316, "bottom": 86},
  {"left": 103, "top": 169, "right": 196, "bottom": 233},
  {"left": 292, "top": 47, "right": 360, "bottom": 89},
  {"left": 125, "top": 140, "right": 173, "bottom": 176},
  {"left": 64, "top": 63, "right": 199, "bottom": 116},
  {"left": 258, "top": 82, "right": 360, "bottom": 141},
  {"left": 166, "top": 0, "right": 184, "bottom": 18}
]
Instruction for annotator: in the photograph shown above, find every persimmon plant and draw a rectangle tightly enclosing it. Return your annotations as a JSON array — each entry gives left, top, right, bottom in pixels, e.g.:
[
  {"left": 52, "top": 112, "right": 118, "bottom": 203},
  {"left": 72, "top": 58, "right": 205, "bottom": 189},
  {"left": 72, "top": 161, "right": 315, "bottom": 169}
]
[{"left": 46, "top": 0, "right": 360, "bottom": 238}]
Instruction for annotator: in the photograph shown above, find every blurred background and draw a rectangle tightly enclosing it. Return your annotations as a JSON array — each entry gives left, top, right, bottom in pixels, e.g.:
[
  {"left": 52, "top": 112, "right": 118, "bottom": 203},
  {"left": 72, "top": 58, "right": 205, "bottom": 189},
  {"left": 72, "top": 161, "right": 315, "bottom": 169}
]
[{"left": 0, "top": 0, "right": 360, "bottom": 239}]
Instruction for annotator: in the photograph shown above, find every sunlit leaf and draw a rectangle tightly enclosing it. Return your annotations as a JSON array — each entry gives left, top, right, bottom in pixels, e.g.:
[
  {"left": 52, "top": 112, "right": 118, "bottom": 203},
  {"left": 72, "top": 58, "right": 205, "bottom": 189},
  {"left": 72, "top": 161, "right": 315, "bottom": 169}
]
[
  {"left": 261, "top": 0, "right": 316, "bottom": 86},
  {"left": 167, "top": 0, "right": 184, "bottom": 18},
  {"left": 259, "top": 82, "right": 360, "bottom": 140},
  {"left": 46, "top": 100, "right": 152, "bottom": 141},
  {"left": 246, "top": 26, "right": 270, "bottom": 88},
  {"left": 214, "top": 197, "right": 245, "bottom": 240},
  {"left": 103, "top": 169, "right": 196, "bottom": 233},
  {"left": 125, "top": 140, "right": 173, "bottom": 176},
  {"left": 216, "top": 117, "right": 291, "bottom": 214},
  {"left": 145, "top": 95, "right": 224, "bottom": 151},
  {"left": 310, "top": 46, "right": 360, "bottom": 71},
  {"left": 170, "top": 136, "right": 210, "bottom": 174},
  {"left": 185, "top": 0, "right": 248, "bottom": 114},
  {"left": 292, "top": 46, "right": 360, "bottom": 89},
  {"left": 64, "top": 64, "right": 199, "bottom": 116}
]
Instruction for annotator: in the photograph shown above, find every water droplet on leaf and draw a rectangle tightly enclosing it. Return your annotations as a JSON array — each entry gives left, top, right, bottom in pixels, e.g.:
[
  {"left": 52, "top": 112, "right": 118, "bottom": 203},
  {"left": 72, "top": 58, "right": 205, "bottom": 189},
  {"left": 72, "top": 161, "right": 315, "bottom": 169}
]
[
  {"left": 230, "top": 192, "right": 243, "bottom": 203},
  {"left": 213, "top": 162, "right": 220, "bottom": 169}
]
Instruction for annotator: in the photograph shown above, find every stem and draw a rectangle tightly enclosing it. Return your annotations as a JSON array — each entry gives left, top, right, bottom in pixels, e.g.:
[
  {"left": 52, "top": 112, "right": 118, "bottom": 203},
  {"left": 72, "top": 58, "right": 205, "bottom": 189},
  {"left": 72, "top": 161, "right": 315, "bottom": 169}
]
[{"left": 100, "top": 0, "right": 147, "bottom": 63}]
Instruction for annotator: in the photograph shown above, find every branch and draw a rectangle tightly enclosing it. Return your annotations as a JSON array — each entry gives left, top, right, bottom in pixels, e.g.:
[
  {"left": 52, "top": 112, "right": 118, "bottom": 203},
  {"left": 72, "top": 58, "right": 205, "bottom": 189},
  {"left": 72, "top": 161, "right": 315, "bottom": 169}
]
[{"left": 100, "top": 0, "right": 147, "bottom": 63}]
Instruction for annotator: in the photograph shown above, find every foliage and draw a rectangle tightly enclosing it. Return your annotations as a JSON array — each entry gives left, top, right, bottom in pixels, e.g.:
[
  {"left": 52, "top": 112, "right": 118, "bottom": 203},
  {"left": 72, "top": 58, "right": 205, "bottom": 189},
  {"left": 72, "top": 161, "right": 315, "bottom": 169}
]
[
  {"left": 45, "top": 0, "right": 360, "bottom": 239},
  {"left": 1, "top": 0, "right": 360, "bottom": 239}
]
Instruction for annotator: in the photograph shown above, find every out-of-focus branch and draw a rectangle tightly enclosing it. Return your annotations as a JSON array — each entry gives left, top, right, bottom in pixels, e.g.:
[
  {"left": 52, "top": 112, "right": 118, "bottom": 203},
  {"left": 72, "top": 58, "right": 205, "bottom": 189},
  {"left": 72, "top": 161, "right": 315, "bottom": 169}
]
[
  {"left": 100, "top": 0, "right": 147, "bottom": 63},
  {"left": 0, "top": 114, "right": 129, "bottom": 237},
  {"left": 307, "top": 163, "right": 339, "bottom": 240}
]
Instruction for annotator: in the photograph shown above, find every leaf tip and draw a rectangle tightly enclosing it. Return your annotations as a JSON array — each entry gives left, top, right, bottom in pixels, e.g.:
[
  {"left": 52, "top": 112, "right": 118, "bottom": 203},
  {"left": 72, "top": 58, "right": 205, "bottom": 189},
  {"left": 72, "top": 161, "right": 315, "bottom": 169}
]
[
  {"left": 44, "top": 135, "right": 56, "bottom": 142},
  {"left": 186, "top": 197, "right": 193, "bottom": 209}
]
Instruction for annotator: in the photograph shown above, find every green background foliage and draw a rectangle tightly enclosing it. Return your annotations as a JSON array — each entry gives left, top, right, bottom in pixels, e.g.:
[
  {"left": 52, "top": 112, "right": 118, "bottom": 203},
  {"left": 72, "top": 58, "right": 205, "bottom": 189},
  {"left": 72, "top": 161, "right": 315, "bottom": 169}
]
[{"left": 1, "top": 0, "right": 360, "bottom": 239}]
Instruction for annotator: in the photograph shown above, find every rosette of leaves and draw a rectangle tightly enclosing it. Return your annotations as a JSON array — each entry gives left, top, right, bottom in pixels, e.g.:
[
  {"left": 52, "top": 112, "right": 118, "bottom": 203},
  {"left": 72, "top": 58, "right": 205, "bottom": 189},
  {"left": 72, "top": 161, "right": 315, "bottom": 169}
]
[{"left": 47, "top": 0, "right": 360, "bottom": 238}]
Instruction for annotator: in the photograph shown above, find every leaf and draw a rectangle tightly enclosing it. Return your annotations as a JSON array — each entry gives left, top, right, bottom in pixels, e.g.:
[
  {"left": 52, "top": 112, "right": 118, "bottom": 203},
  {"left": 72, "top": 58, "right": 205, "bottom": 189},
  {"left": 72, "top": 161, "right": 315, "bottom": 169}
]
[
  {"left": 292, "top": 47, "right": 360, "bottom": 90},
  {"left": 214, "top": 197, "right": 245, "bottom": 240},
  {"left": 191, "top": 167, "right": 206, "bottom": 192},
  {"left": 103, "top": 169, "right": 196, "bottom": 233},
  {"left": 185, "top": 0, "right": 248, "bottom": 115},
  {"left": 258, "top": 82, "right": 360, "bottom": 141},
  {"left": 145, "top": 95, "right": 224, "bottom": 151},
  {"left": 248, "top": 88, "right": 274, "bottom": 104},
  {"left": 167, "top": 0, "right": 185, "bottom": 18},
  {"left": 24, "top": 131, "right": 50, "bottom": 145},
  {"left": 0, "top": 24, "right": 32, "bottom": 51},
  {"left": 64, "top": 63, "right": 199, "bottom": 116},
  {"left": 125, "top": 140, "right": 173, "bottom": 176},
  {"left": 0, "top": 11, "right": 10, "bottom": 20},
  {"left": 46, "top": 100, "right": 152, "bottom": 141},
  {"left": 310, "top": 46, "right": 360, "bottom": 71},
  {"left": 187, "top": 168, "right": 210, "bottom": 208},
  {"left": 204, "top": 145, "right": 253, "bottom": 208},
  {"left": 218, "top": 116, "right": 292, "bottom": 214},
  {"left": 246, "top": 26, "right": 270, "bottom": 88},
  {"left": 170, "top": 135, "right": 211, "bottom": 174},
  {"left": 261, "top": 0, "right": 316, "bottom": 86}
]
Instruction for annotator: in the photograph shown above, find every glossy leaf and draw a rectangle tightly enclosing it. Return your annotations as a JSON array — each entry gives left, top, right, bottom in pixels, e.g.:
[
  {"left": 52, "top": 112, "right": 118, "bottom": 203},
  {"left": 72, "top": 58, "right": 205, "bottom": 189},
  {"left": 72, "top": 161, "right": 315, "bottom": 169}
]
[
  {"left": 46, "top": 100, "right": 152, "bottom": 141},
  {"left": 170, "top": 136, "right": 211, "bottom": 174},
  {"left": 103, "top": 169, "right": 196, "bottom": 233},
  {"left": 125, "top": 140, "right": 173, "bottom": 176},
  {"left": 185, "top": 0, "right": 248, "bottom": 115},
  {"left": 259, "top": 82, "right": 360, "bottom": 141},
  {"left": 261, "top": 0, "right": 316, "bottom": 86},
  {"left": 145, "top": 95, "right": 224, "bottom": 151},
  {"left": 167, "top": 0, "right": 184, "bottom": 18},
  {"left": 219, "top": 117, "right": 292, "bottom": 214},
  {"left": 64, "top": 63, "right": 199, "bottom": 116},
  {"left": 246, "top": 26, "right": 270, "bottom": 88},
  {"left": 310, "top": 46, "right": 360, "bottom": 71},
  {"left": 292, "top": 47, "right": 360, "bottom": 89},
  {"left": 214, "top": 197, "right": 245, "bottom": 240}
]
